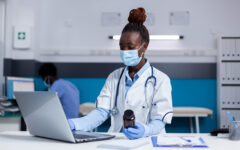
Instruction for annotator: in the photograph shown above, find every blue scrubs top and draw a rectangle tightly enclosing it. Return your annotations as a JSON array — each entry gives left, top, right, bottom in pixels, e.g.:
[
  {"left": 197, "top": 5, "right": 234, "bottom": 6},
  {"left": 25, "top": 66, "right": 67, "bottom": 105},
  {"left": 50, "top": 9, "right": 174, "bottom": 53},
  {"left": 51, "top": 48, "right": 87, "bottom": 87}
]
[
  {"left": 50, "top": 79, "right": 80, "bottom": 119},
  {"left": 125, "top": 60, "right": 150, "bottom": 98}
]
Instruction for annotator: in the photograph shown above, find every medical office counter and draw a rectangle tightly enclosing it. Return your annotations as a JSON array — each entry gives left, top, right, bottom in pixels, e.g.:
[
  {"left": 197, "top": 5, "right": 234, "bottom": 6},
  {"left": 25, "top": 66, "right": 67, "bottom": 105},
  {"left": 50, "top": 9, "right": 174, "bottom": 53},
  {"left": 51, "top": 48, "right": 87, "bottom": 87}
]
[{"left": 0, "top": 131, "right": 239, "bottom": 150}]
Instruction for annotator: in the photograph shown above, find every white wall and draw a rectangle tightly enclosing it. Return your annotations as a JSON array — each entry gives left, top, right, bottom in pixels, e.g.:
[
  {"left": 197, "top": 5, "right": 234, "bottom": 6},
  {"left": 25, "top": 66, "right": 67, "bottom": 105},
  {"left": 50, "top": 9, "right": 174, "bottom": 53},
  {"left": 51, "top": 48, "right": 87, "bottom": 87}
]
[
  {"left": 3, "top": 0, "right": 240, "bottom": 62},
  {"left": 5, "top": 0, "right": 37, "bottom": 59}
]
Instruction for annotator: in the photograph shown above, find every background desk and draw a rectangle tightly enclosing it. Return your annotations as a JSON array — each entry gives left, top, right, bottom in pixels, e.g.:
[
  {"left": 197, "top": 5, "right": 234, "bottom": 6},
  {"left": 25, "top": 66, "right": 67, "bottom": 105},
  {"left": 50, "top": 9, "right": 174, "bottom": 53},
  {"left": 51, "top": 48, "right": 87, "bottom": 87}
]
[{"left": 0, "top": 131, "right": 239, "bottom": 150}]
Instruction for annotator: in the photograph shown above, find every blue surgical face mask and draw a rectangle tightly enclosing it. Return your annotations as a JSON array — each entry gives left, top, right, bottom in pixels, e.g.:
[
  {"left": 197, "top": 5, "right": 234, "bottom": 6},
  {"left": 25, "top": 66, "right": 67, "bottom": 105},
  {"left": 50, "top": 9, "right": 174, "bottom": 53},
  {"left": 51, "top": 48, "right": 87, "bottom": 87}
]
[
  {"left": 120, "top": 47, "right": 144, "bottom": 66},
  {"left": 44, "top": 81, "right": 51, "bottom": 89},
  {"left": 44, "top": 77, "right": 51, "bottom": 89}
]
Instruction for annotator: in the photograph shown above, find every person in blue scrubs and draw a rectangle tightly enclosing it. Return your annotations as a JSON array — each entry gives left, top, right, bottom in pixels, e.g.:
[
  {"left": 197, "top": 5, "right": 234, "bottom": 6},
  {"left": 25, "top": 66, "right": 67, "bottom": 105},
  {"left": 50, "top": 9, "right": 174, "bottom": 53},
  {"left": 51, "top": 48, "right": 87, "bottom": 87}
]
[
  {"left": 38, "top": 63, "right": 80, "bottom": 119},
  {"left": 68, "top": 7, "right": 173, "bottom": 140}
]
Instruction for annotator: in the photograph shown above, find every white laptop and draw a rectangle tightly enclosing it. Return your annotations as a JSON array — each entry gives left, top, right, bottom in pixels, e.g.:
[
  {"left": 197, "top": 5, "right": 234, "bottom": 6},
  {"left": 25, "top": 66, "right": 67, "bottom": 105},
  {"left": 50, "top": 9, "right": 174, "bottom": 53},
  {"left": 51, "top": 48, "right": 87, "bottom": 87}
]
[{"left": 14, "top": 91, "right": 115, "bottom": 143}]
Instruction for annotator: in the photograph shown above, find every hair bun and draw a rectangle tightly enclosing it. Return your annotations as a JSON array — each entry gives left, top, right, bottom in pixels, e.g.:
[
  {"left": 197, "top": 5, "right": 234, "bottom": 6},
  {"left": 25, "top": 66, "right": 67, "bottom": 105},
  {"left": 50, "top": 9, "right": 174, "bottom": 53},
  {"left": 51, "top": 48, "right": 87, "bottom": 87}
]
[{"left": 128, "top": 7, "right": 146, "bottom": 24}]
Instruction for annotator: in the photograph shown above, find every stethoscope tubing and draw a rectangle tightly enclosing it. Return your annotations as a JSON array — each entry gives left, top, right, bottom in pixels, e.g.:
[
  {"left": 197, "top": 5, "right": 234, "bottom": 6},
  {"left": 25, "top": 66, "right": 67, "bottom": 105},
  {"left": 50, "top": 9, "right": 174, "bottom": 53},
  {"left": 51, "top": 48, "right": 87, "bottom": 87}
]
[{"left": 111, "top": 65, "right": 156, "bottom": 116}]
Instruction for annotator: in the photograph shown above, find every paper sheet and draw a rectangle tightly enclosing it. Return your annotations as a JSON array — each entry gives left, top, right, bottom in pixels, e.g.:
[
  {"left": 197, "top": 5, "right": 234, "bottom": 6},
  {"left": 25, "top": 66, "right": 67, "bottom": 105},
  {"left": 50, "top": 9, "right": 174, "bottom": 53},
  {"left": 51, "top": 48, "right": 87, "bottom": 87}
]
[
  {"left": 13, "top": 81, "right": 34, "bottom": 92},
  {"left": 157, "top": 136, "right": 207, "bottom": 147},
  {"left": 97, "top": 137, "right": 149, "bottom": 150}
]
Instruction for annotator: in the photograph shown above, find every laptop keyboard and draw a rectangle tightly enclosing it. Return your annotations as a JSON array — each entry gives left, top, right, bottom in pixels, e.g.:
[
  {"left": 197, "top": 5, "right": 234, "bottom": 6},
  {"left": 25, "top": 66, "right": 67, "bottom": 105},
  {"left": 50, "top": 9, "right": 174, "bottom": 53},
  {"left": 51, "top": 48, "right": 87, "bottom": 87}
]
[
  {"left": 72, "top": 131, "right": 115, "bottom": 143},
  {"left": 73, "top": 134, "right": 96, "bottom": 139}
]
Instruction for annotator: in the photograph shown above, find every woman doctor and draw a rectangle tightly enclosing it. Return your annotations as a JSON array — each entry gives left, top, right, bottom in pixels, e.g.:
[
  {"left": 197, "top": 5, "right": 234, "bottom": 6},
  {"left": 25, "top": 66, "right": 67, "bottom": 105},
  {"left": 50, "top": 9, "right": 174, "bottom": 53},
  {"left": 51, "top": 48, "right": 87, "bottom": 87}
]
[{"left": 68, "top": 7, "right": 173, "bottom": 140}]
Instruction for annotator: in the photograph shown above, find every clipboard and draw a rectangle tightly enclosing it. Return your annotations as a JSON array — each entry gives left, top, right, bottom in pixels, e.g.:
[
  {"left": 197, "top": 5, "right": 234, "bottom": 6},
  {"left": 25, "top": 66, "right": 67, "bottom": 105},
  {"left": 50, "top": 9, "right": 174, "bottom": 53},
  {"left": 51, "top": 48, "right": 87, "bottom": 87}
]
[{"left": 151, "top": 136, "right": 208, "bottom": 148}]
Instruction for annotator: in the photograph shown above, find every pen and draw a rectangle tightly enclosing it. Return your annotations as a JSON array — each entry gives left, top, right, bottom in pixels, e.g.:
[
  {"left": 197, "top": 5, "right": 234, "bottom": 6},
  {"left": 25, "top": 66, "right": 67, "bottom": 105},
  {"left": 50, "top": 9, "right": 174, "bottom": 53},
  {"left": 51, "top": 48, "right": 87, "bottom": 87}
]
[
  {"left": 180, "top": 137, "right": 191, "bottom": 143},
  {"left": 227, "top": 112, "right": 238, "bottom": 128}
]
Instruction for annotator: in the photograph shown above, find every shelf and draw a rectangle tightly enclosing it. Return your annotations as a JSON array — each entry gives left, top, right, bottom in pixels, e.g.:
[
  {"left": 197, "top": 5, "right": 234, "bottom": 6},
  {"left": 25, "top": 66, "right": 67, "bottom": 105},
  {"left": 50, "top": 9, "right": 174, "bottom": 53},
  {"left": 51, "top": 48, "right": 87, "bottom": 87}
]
[
  {"left": 221, "top": 108, "right": 240, "bottom": 110},
  {"left": 0, "top": 112, "right": 21, "bottom": 118},
  {"left": 221, "top": 84, "right": 240, "bottom": 86},
  {"left": 222, "top": 60, "right": 240, "bottom": 62},
  {"left": 218, "top": 37, "right": 240, "bottom": 128}
]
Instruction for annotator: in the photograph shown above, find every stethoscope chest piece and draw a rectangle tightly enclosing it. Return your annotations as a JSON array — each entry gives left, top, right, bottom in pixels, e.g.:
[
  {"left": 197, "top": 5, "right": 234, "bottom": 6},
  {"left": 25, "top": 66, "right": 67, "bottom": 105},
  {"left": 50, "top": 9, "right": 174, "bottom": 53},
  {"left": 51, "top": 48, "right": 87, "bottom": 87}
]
[{"left": 111, "top": 106, "right": 119, "bottom": 116}]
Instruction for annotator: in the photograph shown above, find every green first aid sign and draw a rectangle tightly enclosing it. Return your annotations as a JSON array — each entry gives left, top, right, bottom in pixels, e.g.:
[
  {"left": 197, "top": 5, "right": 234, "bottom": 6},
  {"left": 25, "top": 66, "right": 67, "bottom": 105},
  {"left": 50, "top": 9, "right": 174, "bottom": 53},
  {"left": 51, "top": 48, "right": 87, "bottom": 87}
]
[{"left": 18, "top": 32, "right": 26, "bottom": 40}]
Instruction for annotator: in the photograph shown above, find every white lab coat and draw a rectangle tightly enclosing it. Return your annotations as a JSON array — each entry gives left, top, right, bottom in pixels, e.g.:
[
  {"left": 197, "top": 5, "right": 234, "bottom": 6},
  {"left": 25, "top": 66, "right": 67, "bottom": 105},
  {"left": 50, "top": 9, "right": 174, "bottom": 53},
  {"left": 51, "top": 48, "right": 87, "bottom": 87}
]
[{"left": 97, "top": 66, "right": 173, "bottom": 133}]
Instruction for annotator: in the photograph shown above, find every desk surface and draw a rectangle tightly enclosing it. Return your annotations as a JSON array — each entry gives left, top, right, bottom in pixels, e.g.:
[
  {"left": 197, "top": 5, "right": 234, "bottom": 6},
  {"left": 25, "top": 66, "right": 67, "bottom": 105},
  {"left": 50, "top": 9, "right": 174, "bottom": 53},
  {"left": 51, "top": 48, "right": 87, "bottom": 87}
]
[{"left": 0, "top": 131, "right": 239, "bottom": 150}]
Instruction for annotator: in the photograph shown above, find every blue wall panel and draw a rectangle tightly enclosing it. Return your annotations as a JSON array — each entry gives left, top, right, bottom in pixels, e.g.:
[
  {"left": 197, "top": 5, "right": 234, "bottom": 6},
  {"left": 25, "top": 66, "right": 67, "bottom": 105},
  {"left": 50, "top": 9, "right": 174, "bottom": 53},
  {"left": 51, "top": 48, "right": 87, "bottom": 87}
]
[
  {"left": 167, "top": 79, "right": 217, "bottom": 133},
  {"left": 34, "top": 78, "right": 217, "bottom": 133},
  {"left": 65, "top": 78, "right": 106, "bottom": 104}
]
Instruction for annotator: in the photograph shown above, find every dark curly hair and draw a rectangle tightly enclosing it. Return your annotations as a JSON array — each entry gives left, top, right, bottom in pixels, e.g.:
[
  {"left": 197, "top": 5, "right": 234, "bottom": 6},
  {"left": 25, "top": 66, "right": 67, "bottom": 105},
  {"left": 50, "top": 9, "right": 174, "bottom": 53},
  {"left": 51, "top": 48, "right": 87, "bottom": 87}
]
[
  {"left": 38, "top": 63, "right": 57, "bottom": 78},
  {"left": 122, "top": 7, "right": 149, "bottom": 45}
]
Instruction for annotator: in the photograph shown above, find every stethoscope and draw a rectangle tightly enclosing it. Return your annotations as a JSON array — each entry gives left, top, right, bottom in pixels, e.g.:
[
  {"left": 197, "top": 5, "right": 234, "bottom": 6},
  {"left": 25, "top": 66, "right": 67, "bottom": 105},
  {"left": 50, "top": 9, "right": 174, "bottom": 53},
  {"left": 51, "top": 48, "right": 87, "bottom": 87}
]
[{"left": 111, "top": 65, "right": 156, "bottom": 116}]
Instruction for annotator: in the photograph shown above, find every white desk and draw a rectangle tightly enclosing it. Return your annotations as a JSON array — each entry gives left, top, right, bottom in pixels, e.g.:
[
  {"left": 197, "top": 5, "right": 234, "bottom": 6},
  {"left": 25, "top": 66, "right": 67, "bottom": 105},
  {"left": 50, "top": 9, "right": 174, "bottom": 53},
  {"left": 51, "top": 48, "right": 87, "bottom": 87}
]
[
  {"left": 173, "top": 107, "right": 213, "bottom": 133},
  {"left": 0, "top": 131, "right": 239, "bottom": 150}
]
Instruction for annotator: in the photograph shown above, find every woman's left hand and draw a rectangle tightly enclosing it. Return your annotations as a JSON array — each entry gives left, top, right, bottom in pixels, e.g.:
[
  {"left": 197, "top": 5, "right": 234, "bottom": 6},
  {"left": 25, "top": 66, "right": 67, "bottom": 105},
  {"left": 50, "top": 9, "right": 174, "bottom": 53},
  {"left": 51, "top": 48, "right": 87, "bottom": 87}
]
[{"left": 122, "top": 122, "right": 145, "bottom": 140}]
